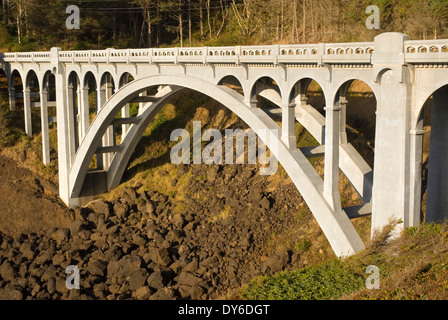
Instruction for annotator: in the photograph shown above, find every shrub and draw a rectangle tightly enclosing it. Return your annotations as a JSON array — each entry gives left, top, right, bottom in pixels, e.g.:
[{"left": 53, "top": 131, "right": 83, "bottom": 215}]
[{"left": 241, "top": 259, "right": 364, "bottom": 300}]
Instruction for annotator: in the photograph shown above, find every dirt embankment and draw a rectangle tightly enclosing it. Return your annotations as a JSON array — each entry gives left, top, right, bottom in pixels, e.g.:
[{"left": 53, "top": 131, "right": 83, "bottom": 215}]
[{"left": 0, "top": 154, "right": 72, "bottom": 237}]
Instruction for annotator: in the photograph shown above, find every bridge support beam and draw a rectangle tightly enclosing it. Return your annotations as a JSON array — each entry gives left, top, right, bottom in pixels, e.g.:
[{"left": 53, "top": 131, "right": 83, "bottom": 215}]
[{"left": 426, "top": 86, "right": 448, "bottom": 223}]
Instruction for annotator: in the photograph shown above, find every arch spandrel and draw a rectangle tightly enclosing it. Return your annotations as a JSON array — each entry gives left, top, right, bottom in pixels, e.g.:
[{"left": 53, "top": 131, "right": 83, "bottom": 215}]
[{"left": 68, "top": 74, "right": 365, "bottom": 257}]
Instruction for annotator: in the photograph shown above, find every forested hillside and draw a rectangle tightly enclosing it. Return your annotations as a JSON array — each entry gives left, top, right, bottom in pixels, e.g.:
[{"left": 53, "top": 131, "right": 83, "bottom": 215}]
[{"left": 0, "top": 0, "right": 447, "bottom": 52}]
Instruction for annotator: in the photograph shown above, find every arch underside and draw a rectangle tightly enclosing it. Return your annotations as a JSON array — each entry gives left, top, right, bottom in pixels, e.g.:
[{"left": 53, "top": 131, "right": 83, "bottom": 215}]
[{"left": 69, "top": 74, "right": 365, "bottom": 257}]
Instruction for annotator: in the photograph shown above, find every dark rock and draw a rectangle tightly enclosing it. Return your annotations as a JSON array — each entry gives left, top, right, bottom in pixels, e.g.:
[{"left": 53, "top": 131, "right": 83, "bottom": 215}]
[
  {"left": 150, "top": 287, "right": 175, "bottom": 300},
  {"left": 0, "top": 285, "right": 23, "bottom": 300},
  {"left": 133, "top": 286, "right": 152, "bottom": 300},
  {"left": 47, "top": 278, "right": 56, "bottom": 294},
  {"left": 86, "top": 199, "right": 111, "bottom": 217},
  {"left": 183, "top": 259, "right": 199, "bottom": 274},
  {"left": 128, "top": 269, "right": 148, "bottom": 291},
  {"left": 260, "top": 196, "right": 271, "bottom": 210},
  {"left": 262, "top": 250, "right": 290, "bottom": 274},
  {"left": 52, "top": 253, "right": 66, "bottom": 266},
  {"left": 54, "top": 228, "right": 70, "bottom": 243},
  {"left": 0, "top": 260, "right": 16, "bottom": 281},
  {"left": 206, "top": 166, "right": 219, "bottom": 182},
  {"left": 104, "top": 245, "right": 124, "bottom": 261},
  {"left": 114, "top": 203, "right": 130, "bottom": 220},
  {"left": 147, "top": 247, "right": 172, "bottom": 267},
  {"left": 132, "top": 234, "right": 147, "bottom": 247},
  {"left": 19, "top": 241, "right": 34, "bottom": 259},
  {"left": 69, "top": 219, "right": 85, "bottom": 237},
  {"left": 146, "top": 271, "right": 164, "bottom": 290},
  {"left": 55, "top": 277, "right": 69, "bottom": 295},
  {"left": 87, "top": 260, "right": 108, "bottom": 277},
  {"left": 176, "top": 271, "right": 202, "bottom": 288},
  {"left": 121, "top": 187, "right": 138, "bottom": 204},
  {"left": 178, "top": 284, "right": 204, "bottom": 299}
]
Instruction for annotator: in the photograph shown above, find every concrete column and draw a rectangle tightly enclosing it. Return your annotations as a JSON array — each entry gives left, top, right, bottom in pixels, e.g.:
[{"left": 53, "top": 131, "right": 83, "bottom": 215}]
[
  {"left": 339, "top": 97, "right": 348, "bottom": 144},
  {"left": 244, "top": 96, "right": 258, "bottom": 109},
  {"left": 426, "top": 86, "right": 448, "bottom": 223},
  {"left": 39, "top": 89, "right": 50, "bottom": 166},
  {"left": 371, "top": 32, "right": 411, "bottom": 235},
  {"left": 372, "top": 74, "right": 411, "bottom": 233},
  {"left": 409, "top": 122, "right": 424, "bottom": 227},
  {"left": 98, "top": 82, "right": 114, "bottom": 170},
  {"left": 323, "top": 102, "right": 342, "bottom": 212},
  {"left": 281, "top": 102, "right": 297, "bottom": 149},
  {"left": 78, "top": 86, "right": 90, "bottom": 140},
  {"left": 9, "top": 87, "right": 15, "bottom": 110},
  {"left": 23, "top": 88, "right": 32, "bottom": 136},
  {"left": 66, "top": 83, "right": 77, "bottom": 161},
  {"left": 296, "top": 93, "right": 308, "bottom": 107},
  {"left": 53, "top": 56, "right": 72, "bottom": 206},
  {"left": 122, "top": 103, "right": 130, "bottom": 139}
]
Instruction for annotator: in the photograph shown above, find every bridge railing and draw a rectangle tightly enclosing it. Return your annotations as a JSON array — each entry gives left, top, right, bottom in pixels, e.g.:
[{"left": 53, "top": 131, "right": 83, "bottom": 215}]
[
  {"left": 404, "top": 39, "right": 448, "bottom": 63},
  {"left": 2, "top": 39, "right": 448, "bottom": 65}
]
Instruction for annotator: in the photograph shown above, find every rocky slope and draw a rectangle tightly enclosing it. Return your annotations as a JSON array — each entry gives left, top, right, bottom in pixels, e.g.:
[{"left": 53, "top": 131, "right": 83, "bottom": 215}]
[{"left": 0, "top": 159, "right": 335, "bottom": 300}]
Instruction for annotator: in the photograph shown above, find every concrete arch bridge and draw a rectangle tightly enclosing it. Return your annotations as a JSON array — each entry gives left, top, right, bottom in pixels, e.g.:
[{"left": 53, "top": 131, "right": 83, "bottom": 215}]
[{"left": 1, "top": 32, "right": 447, "bottom": 257}]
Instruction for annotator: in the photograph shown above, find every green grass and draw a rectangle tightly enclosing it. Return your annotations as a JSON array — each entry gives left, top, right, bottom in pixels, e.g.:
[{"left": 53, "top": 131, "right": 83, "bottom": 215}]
[{"left": 242, "top": 259, "right": 364, "bottom": 300}]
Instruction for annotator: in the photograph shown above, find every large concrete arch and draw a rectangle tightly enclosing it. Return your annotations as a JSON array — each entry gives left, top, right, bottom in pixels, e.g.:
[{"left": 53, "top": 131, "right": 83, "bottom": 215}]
[
  {"left": 413, "top": 80, "right": 448, "bottom": 129},
  {"left": 68, "top": 74, "right": 365, "bottom": 257},
  {"left": 250, "top": 75, "right": 283, "bottom": 102},
  {"left": 118, "top": 71, "right": 136, "bottom": 88}
]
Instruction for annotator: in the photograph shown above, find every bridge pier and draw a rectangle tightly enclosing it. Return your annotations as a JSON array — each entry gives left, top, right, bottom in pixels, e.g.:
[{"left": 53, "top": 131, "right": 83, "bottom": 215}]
[
  {"left": 426, "top": 86, "right": 448, "bottom": 223},
  {"left": 98, "top": 78, "right": 115, "bottom": 170},
  {"left": 8, "top": 87, "right": 15, "bottom": 110},
  {"left": 79, "top": 85, "right": 90, "bottom": 140},
  {"left": 371, "top": 33, "right": 412, "bottom": 233},
  {"left": 323, "top": 100, "right": 342, "bottom": 212},
  {"left": 281, "top": 102, "right": 297, "bottom": 149},
  {"left": 408, "top": 110, "right": 424, "bottom": 227},
  {"left": 39, "top": 87, "right": 50, "bottom": 166},
  {"left": 23, "top": 87, "right": 32, "bottom": 136}
]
